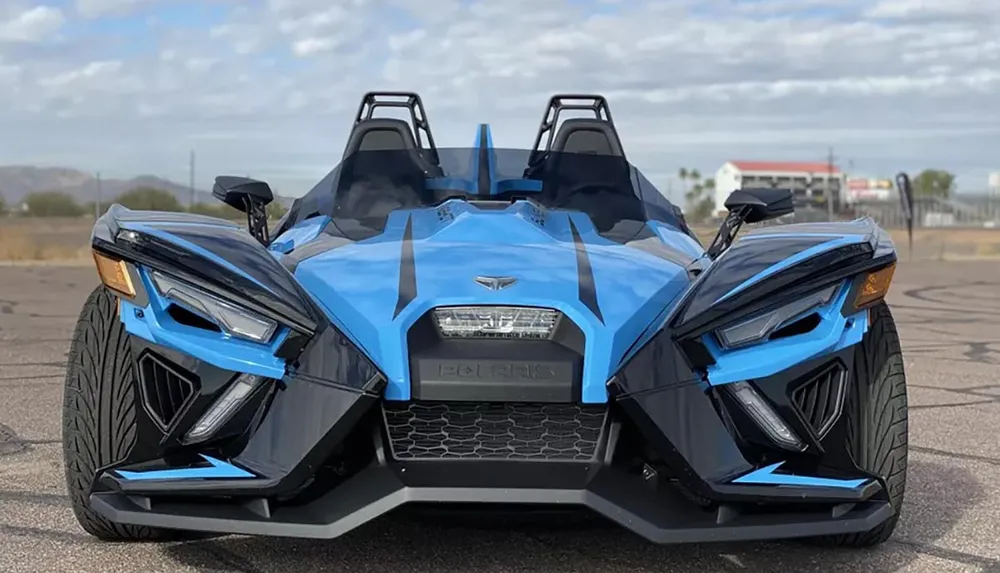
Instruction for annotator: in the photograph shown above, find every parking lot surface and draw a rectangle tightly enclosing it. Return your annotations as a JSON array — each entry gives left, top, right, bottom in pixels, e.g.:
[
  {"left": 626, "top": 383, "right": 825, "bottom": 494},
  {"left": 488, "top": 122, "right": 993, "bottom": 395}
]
[{"left": 1, "top": 262, "right": 999, "bottom": 572}]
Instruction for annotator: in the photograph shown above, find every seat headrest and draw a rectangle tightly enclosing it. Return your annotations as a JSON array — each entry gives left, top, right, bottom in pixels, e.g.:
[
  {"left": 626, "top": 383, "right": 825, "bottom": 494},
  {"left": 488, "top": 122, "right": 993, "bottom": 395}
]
[
  {"left": 343, "top": 118, "right": 418, "bottom": 157},
  {"left": 551, "top": 118, "right": 624, "bottom": 157}
]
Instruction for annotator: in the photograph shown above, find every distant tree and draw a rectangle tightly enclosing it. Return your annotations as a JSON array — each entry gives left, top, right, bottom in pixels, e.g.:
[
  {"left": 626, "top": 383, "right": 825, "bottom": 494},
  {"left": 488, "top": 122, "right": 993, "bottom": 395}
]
[
  {"left": 79, "top": 201, "right": 108, "bottom": 218},
  {"left": 0, "top": 194, "right": 7, "bottom": 216},
  {"left": 678, "top": 168, "right": 689, "bottom": 194},
  {"left": 681, "top": 169, "right": 716, "bottom": 223},
  {"left": 115, "top": 187, "right": 184, "bottom": 211},
  {"left": 911, "top": 169, "right": 955, "bottom": 198},
  {"left": 188, "top": 202, "right": 243, "bottom": 219},
  {"left": 22, "top": 191, "right": 85, "bottom": 217}
]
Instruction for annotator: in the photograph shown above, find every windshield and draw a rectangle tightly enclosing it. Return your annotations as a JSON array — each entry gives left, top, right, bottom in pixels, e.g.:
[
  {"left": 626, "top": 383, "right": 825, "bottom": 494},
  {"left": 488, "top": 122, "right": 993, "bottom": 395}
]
[{"left": 279, "top": 147, "right": 690, "bottom": 240}]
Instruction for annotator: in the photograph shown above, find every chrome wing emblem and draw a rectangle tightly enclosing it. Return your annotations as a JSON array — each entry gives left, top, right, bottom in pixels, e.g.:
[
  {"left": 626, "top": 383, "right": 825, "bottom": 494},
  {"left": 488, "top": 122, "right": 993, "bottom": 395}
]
[{"left": 474, "top": 276, "right": 517, "bottom": 291}]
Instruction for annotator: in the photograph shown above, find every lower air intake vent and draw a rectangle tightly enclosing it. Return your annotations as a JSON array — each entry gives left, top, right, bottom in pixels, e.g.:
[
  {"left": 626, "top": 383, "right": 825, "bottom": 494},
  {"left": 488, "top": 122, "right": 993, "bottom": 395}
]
[
  {"left": 138, "top": 354, "right": 197, "bottom": 432},
  {"left": 791, "top": 365, "right": 847, "bottom": 439},
  {"left": 383, "top": 402, "right": 607, "bottom": 461}
]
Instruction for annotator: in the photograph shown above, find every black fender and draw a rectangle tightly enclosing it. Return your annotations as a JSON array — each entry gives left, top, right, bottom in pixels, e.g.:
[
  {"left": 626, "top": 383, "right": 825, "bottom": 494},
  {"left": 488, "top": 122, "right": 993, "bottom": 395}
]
[
  {"left": 92, "top": 204, "right": 323, "bottom": 337},
  {"left": 671, "top": 218, "right": 897, "bottom": 339}
]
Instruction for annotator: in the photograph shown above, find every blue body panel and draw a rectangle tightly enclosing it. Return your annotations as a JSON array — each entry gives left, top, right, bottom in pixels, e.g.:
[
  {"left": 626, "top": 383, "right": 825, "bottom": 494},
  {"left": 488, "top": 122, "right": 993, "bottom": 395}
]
[
  {"left": 293, "top": 201, "right": 691, "bottom": 402},
  {"left": 120, "top": 268, "right": 289, "bottom": 379}
]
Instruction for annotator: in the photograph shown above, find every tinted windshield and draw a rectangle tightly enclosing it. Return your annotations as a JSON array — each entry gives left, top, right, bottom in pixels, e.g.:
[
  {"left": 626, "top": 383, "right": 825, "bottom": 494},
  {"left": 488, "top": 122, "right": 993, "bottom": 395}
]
[{"left": 280, "top": 147, "right": 688, "bottom": 239}]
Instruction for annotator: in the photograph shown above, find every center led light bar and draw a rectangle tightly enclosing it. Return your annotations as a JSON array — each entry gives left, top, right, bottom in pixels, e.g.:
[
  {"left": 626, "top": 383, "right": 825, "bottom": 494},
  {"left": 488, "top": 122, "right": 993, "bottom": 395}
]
[{"left": 433, "top": 306, "right": 560, "bottom": 339}]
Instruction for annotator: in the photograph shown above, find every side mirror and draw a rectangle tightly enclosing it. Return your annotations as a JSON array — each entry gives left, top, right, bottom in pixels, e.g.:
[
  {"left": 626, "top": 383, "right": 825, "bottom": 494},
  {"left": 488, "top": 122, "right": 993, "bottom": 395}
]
[
  {"left": 723, "top": 187, "right": 794, "bottom": 223},
  {"left": 706, "top": 188, "right": 794, "bottom": 260},
  {"left": 213, "top": 176, "right": 274, "bottom": 212},
  {"left": 212, "top": 176, "right": 273, "bottom": 245}
]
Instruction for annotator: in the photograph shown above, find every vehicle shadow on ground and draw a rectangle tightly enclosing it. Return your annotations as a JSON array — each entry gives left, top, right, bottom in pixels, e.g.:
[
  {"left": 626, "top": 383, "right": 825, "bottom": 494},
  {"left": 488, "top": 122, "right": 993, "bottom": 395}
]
[{"left": 162, "top": 460, "right": 991, "bottom": 573}]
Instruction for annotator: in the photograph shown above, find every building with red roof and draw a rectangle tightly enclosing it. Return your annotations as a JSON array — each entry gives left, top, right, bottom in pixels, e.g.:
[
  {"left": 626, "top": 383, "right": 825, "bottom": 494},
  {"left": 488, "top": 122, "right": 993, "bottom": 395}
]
[{"left": 714, "top": 160, "right": 845, "bottom": 216}]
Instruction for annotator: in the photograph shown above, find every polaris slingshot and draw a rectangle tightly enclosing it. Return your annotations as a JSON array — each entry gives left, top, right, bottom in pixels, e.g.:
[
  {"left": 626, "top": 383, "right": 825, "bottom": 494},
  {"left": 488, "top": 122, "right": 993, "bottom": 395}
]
[{"left": 63, "top": 93, "right": 907, "bottom": 547}]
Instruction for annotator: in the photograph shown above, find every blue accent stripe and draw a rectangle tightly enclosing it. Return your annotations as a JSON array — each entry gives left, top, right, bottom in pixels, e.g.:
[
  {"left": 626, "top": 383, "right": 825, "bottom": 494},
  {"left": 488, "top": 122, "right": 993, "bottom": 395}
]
[
  {"left": 716, "top": 235, "right": 864, "bottom": 303},
  {"left": 732, "top": 461, "right": 869, "bottom": 489},
  {"left": 269, "top": 215, "right": 331, "bottom": 254},
  {"left": 483, "top": 124, "right": 498, "bottom": 195},
  {"left": 120, "top": 222, "right": 269, "bottom": 291},
  {"left": 116, "top": 455, "right": 255, "bottom": 481},
  {"left": 496, "top": 179, "right": 543, "bottom": 193},
  {"left": 739, "top": 232, "right": 856, "bottom": 241},
  {"left": 469, "top": 125, "right": 483, "bottom": 193}
]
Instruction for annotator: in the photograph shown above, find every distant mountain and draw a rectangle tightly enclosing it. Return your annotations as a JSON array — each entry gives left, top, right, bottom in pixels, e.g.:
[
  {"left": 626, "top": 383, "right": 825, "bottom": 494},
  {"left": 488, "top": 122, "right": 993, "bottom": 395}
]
[{"left": 0, "top": 166, "right": 294, "bottom": 207}]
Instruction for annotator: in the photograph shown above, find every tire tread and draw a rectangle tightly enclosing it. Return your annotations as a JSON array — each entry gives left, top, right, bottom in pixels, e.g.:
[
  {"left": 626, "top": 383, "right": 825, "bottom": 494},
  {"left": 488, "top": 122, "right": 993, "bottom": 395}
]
[
  {"left": 62, "top": 287, "right": 175, "bottom": 541},
  {"left": 809, "top": 303, "right": 908, "bottom": 548}
]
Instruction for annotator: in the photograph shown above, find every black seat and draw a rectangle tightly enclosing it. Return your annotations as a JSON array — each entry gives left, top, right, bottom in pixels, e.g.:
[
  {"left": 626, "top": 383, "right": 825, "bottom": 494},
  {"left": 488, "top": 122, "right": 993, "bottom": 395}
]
[
  {"left": 342, "top": 119, "right": 420, "bottom": 157},
  {"left": 542, "top": 119, "right": 640, "bottom": 230},
  {"left": 550, "top": 118, "right": 625, "bottom": 157},
  {"left": 335, "top": 119, "right": 435, "bottom": 223}
]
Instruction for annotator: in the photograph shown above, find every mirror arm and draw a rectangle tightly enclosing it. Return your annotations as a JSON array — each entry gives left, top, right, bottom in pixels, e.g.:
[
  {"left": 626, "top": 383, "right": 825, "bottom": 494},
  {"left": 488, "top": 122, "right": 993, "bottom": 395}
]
[
  {"left": 707, "top": 206, "right": 749, "bottom": 260},
  {"left": 243, "top": 195, "right": 270, "bottom": 245}
]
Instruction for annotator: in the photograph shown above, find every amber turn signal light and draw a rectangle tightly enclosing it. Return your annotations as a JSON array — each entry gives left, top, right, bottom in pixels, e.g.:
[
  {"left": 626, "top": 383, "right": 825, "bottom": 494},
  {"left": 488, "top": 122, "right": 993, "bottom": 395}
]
[
  {"left": 853, "top": 263, "right": 895, "bottom": 309},
  {"left": 92, "top": 250, "right": 136, "bottom": 298}
]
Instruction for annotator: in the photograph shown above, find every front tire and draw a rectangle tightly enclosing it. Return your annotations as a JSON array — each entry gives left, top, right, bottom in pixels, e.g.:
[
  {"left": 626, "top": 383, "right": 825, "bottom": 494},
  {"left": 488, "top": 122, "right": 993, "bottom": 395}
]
[
  {"left": 809, "top": 302, "right": 908, "bottom": 547},
  {"left": 62, "top": 286, "right": 177, "bottom": 541}
]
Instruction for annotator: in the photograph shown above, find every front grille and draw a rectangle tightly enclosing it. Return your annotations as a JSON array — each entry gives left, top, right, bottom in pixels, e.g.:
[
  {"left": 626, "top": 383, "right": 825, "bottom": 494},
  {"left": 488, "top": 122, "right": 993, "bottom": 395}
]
[
  {"left": 791, "top": 365, "right": 846, "bottom": 439},
  {"left": 138, "top": 354, "right": 196, "bottom": 431},
  {"left": 383, "top": 402, "right": 607, "bottom": 461}
]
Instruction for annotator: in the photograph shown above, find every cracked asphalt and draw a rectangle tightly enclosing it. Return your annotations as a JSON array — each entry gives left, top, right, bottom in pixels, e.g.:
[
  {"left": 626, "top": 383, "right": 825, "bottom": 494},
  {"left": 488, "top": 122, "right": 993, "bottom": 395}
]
[{"left": 1, "top": 262, "right": 999, "bottom": 572}]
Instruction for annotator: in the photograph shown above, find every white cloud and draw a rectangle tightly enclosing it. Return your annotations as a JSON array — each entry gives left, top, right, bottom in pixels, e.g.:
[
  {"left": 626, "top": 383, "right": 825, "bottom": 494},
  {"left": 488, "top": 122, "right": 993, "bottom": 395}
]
[
  {"left": 0, "top": 6, "right": 65, "bottom": 42},
  {"left": 0, "top": 0, "right": 998, "bottom": 198},
  {"left": 75, "top": 0, "right": 155, "bottom": 18}
]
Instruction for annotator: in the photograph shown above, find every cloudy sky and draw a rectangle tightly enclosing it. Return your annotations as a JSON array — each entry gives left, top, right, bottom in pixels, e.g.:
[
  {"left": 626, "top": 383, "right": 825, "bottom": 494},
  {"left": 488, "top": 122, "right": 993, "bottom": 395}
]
[{"left": 0, "top": 0, "right": 997, "bottom": 201}]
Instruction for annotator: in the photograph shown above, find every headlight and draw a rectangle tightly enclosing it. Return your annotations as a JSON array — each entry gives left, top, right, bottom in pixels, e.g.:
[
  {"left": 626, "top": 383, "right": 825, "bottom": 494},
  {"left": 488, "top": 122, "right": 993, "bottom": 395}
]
[
  {"left": 433, "top": 306, "right": 559, "bottom": 339},
  {"left": 715, "top": 284, "right": 838, "bottom": 349},
  {"left": 151, "top": 271, "right": 278, "bottom": 343}
]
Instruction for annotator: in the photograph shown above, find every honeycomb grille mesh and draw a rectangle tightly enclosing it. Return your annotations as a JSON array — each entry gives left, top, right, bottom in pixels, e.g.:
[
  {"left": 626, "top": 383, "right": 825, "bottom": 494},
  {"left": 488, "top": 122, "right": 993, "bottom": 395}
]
[{"left": 383, "top": 402, "right": 606, "bottom": 461}]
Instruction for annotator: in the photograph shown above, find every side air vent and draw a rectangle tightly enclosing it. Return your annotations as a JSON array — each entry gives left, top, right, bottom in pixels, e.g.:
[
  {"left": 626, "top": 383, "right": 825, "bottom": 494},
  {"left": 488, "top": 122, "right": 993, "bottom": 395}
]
[
  {"left": 383, "top": 402, "right": 607, "bottom": 461},
  {"left": 138, "top": 354, "right": 197, "bottom": 432},
  {"left": 791, "top": 365, "right": 847, "bottom": 439}
]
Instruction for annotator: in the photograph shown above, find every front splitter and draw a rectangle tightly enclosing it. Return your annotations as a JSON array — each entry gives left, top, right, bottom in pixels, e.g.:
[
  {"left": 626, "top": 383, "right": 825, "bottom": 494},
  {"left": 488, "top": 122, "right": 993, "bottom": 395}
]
[{"left": 91, "top": 464, "right": 893, "bottom": 543}]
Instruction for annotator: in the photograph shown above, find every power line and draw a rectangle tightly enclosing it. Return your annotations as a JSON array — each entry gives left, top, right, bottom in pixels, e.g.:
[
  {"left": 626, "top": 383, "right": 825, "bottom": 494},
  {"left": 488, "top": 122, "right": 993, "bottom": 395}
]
[
  {"left": 95, "top": 172, "right": 102, "bottom": 219},
  {"left": 826, "top": 146, "right": 837, "bottom": 221},
  {"left": 189, "top": 149, "right": 196, "bottom": 208}
]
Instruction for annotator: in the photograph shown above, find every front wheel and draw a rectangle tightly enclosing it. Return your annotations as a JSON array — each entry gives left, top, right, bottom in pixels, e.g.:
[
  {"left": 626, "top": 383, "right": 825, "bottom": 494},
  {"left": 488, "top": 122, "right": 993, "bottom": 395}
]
[
  {"left": 62, "top": 286, "right": 178, "bottom": 541},
  {"left": 808, "top": 302, "right": 908, "bottom": 547}
]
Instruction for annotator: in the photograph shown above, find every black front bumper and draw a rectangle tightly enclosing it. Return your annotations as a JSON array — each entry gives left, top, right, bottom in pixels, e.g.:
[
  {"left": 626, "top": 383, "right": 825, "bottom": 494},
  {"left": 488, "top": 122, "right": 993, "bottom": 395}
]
[
  {"left": 96, "top": 333, "right": 893, "bottom": 543},
  {"left": 92, "top": 458, "right": 892, "bottom": 543}
]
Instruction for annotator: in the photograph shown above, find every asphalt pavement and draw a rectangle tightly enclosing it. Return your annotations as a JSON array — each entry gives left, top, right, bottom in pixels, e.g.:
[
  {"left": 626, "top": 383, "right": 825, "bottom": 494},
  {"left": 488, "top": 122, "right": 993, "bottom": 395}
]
[{"left": 1, "top": 261, "right": 999, "bottom": 573}]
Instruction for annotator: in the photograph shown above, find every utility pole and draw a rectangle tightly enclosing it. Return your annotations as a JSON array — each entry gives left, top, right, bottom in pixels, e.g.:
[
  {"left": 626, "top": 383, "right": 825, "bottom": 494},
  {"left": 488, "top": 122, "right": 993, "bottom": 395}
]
[
  {"left": 825, "top": 147, "right": 836, "bottom": 222},
  {"left": 189, "top": 150, "right": 196, "bottom": 208},
  {"left": 95, "top": 172, "right": 102, "bottom": 219}
]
